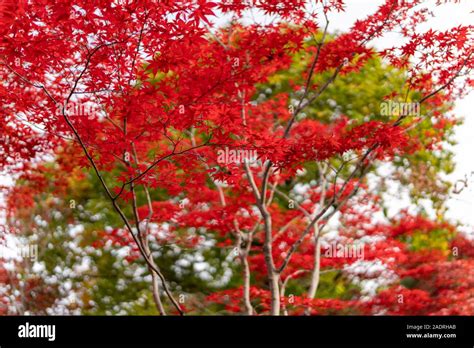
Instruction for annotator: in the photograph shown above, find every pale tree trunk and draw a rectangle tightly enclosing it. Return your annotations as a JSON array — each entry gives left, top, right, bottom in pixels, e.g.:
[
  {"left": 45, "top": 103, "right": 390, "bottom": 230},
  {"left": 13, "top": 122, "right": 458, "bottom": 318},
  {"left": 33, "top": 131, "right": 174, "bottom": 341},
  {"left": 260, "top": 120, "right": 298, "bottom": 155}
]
[
  {"left": 305, "top": 227, "right": 321, "bottom": 315},
  {"left": 244, "top": 162, "right": 280, "bottom": 315},
  {"left": 151, "top": 270, "right": 165, "bottom": 315},
  {"left": 262, "top": 210, "right": 280, "bottom": 315},
  {"left": 241, "top": 253, "right": 254, "bottom": 315},
  {"left": 234, "top": 225, "right": 255, "bottom": 315},
  {"left": 144, "top": 243, "right": 166, "bottom": 315},
  {"left": 129, "top": 147, "right": 167, "bottom": 316},
  {"left": 268, "top": 272, "right": 280, "bottom": 315},
  {"left": 304, "top": 163, "right": 326, "bottom": 315},
  {"left": 234, "top": 218, "right": 259, "bottom": 315},
  {"left": 307, "top": 234, "right": 321, "bottom": 298},
  {"left": 239, "top": 227, "right": 255, "bottom": 315}
]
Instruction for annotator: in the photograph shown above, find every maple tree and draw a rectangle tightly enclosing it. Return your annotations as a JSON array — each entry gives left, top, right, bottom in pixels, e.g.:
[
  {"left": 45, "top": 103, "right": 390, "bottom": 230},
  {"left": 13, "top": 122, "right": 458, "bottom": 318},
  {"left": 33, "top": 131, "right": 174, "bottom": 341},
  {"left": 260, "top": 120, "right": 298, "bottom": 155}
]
[{"left": 0, "top": 0, "right": 473, "bottom": 315}]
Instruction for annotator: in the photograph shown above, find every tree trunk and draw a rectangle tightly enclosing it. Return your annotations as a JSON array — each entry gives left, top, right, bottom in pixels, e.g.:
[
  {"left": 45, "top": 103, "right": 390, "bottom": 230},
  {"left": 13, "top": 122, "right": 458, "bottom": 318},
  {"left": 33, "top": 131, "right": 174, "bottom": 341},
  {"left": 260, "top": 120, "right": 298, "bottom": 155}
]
[{"left": 305, "top": 228, "right": 321, "bottom": 315}]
